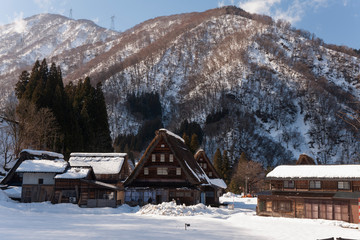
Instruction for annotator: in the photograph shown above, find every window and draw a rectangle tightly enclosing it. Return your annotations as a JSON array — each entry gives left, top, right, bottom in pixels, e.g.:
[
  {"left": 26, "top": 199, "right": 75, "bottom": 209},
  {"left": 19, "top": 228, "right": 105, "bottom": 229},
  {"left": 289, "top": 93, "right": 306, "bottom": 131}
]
[
  {"left": 203, "top": 163, "right": 207, "bottom": 169},
  {"left": 176, "top": 168, "right": 181, "bottom": 175},
  {"left": 157, "top": 167, "right": 168, "bottom": 175},
  {"left": 160, "top": 154, "right": 165, "bottom": 162},
  {"left": 169, "top": 154, "right": 174, "bottom": 162},
  {"left": 144, "top": 168, "right": 149, "bottom": 175},
  {"left": 205, "top": 191, "right": 214, "bottom": 197},
  {"left": 38, "top": 178, "right": 44, "bottom": 184},
  {"left": 309, "top": 180, "right": 321, "bottom": 189},
  {"left": 161, "top": 144, "right": 165, "bottom": 148},
  {"left": 284, "top": 180, "right": 294, "bottom": 188},
  {"left": 152, "top": 154, "right": 156, "bottom": 162},
  {"left": 338, "top": 181, "right": 350, "bottom": 190},
  {"left": 273, "top": 200, "right": 292, "bottom": 212},
  {"left": 209, "top": 172, "right": 212, "bottom": 177}
]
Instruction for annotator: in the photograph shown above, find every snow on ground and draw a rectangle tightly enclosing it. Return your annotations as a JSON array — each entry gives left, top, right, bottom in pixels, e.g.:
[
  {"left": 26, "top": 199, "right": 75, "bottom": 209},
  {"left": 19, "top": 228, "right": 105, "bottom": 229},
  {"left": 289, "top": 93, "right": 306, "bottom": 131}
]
[{"left": 0, "top": 191, "right": 359, "bottom": 240}]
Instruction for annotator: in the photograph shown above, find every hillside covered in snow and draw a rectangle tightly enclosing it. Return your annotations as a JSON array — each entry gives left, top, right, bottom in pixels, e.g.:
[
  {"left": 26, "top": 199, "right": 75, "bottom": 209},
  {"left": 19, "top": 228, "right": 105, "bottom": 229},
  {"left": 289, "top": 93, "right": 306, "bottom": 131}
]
[{"left": 0, "top": 7, "right": 359, "bottom": 166}]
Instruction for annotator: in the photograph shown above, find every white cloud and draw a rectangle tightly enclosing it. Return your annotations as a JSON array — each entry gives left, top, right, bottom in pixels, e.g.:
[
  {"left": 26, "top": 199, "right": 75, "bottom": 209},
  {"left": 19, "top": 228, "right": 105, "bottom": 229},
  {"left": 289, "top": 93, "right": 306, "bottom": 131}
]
[
  {"left": 237, "top": 0, "right": 331, "bottom": 24},
  {"left": 238, "top": 0, "right": 281, "bottom": 15}
]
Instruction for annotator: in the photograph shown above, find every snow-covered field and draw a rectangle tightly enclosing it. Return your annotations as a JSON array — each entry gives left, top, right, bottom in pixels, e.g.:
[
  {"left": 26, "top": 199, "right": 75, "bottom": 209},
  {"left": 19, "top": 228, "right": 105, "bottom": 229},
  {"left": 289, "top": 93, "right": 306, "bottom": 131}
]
[{"left": 0, "top": 191, "right": 359, "bottom": 240}]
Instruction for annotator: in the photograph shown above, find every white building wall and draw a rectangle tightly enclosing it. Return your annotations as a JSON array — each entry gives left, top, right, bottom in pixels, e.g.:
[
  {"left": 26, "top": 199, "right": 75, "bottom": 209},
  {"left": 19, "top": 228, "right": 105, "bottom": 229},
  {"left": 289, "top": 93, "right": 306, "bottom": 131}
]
[{"left": 23, "top": 173, "right": 56, "bottom": 185}]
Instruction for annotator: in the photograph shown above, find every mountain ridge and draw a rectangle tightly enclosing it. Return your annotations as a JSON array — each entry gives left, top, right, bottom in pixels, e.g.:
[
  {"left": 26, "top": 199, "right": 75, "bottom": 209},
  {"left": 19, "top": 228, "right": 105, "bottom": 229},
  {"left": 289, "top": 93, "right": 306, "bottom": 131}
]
[{"left": 0, "top": 7, "right": 359, "bottom": 166}]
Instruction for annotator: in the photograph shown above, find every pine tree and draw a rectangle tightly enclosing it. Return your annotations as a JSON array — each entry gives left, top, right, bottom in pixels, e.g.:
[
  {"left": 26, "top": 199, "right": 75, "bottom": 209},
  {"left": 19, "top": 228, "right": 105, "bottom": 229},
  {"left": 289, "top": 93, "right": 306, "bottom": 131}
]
[
  {"left": 222, "top": 150, "right": 231, "bottom": 184},
  {"left": 93, "top": 82, "right": 113, "bottom": 152},
  {"left": 182, "top": 133, "right": 190, "bottom": 149},
  {"left": 239, "top": 152, "right": 248, "bottom": 164},
  {"left": 213, "top": 148, "right": 223, "bottom": 178},
  {"left": 22, "top": 60, "right": 41, "bottom": 102},
  {"left": 15, "top": 71, "right": 30, "bottom": 99},
  {"left": 189, "top": 133, "right": 199, "bottom": 154}
]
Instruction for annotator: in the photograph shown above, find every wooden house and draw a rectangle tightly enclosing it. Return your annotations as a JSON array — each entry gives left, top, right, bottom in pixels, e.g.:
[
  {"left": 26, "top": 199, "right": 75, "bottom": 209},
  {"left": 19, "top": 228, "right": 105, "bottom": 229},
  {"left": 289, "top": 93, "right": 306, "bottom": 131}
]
[
  {"left": 124, "top": 129, "right": 212, "bottom": 206},
  {"left": 257, "top": 165, "right": 360, "bottom": 223},
  {"left": 194, "top": 149, "right": 227, "bottom": 205},
  {"left": 54, "top": 166, "right": 121, "bottom": 207},
  {"left": 68, "top": 153, "right": 130, "bottom": 204},
  {"left": 17, "top": 158, "right": 68, "bottom": 202},
  {"left": 1, "top": 149, "right": 65, "bottom": 187}
]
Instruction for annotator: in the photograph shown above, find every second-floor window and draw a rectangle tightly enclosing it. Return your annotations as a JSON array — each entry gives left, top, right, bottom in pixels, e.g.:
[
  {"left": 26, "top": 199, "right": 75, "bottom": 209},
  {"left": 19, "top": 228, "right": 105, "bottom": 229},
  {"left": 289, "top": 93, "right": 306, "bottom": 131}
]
[
  {"left": 338, "top": 181, "right": 350, "bottom": 190},
  {"left": 284, "top": 180, "right": 294, "bottom": 188},
  {"left": 176, "top": 168, "right": 181, "bottom": 175},
  {"left": 152, "top": 154, "right": 156, "bottom": 162},
  {"left": 157, "top": 167, "right": 168, "bottom": 175},
  {"left": 160, "top": 154, "right": 165, "bottom": 162},
  {"left": 169, "top": 154, "right": 174, "bottom": 162},
  {"left": 144, "top": 167, "right": 149, "bottom": 175},
  {"left": 309, "top": 180, "right": 321, "bottom": 189}
]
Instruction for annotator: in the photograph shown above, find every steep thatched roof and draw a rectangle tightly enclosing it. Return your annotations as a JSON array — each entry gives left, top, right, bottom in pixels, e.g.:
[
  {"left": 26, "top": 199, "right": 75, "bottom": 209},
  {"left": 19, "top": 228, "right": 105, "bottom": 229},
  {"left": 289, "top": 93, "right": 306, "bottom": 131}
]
[
  {"left": 194, "top": 149, "right": 221, "bottom": 179},
  {"left": 296, "top": 154, "right": 316, "bottom": 165},
  {"left": 125, "top": 129, "right": 209, "bottom": 187}
]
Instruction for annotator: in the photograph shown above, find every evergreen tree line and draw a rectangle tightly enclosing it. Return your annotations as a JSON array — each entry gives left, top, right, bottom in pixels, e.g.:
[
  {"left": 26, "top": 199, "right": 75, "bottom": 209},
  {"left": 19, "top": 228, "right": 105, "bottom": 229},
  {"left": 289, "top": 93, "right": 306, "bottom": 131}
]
[
  {"left": 213, "top": 150, "right": 266, "bottom": 195},
  {"left": 176, "top": 120, "right": 203, "bottom": 154},
  {"left": 15, "top": 59, "right": 113, "bottom": 157}
]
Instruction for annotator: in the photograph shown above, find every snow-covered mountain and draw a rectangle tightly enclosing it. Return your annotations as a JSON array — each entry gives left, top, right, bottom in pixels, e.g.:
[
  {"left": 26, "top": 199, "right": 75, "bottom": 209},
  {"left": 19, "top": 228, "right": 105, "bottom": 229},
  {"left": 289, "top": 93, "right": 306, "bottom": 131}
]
[
  {"left": 1, "top": 7, "right": 359, "bottom": 166},
  {"left": 0, "top": 13, "right": 120, "bottom": 104}
]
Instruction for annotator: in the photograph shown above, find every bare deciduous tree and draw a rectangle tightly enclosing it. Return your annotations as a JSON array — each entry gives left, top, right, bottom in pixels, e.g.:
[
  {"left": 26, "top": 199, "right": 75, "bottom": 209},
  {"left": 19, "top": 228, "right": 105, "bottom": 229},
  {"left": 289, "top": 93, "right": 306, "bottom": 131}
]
[{"left": 16, "top": 100, "right": 60, "bottom": 151}]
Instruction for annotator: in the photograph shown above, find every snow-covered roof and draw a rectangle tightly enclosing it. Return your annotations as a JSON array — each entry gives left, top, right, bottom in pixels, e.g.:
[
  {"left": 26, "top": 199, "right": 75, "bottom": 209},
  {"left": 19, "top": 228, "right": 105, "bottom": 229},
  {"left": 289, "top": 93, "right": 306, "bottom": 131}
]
[
  {"left": 55, "top": 167, "right": 91, "bottom": 179},
  {"left": 69, "top": 153, "right": 126, "bottom": 175},
  {"left": 21, "top": 149, "right": 64, "bottom": 159},
  {"left": 70, "top": 153, "right": 127, "bottom": 157},
  {"left": 158, "top": 129, "right": 184, "bottom": 143},
  {"left": 16, "top": 160, "right": 68, "bottom": 173},
  {"left": 208, "top": 178, "right": 227, "bottom": 189},
  {"left": 267, "top": 165, "right": 360, "bottom": 180}
]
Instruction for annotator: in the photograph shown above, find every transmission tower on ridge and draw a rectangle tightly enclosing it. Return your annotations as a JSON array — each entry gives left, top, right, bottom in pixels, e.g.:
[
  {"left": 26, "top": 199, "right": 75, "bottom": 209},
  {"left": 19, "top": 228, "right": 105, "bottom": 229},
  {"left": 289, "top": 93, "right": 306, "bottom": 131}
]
[
  {"left": 69, "top": 9, "right": 73, "bottom": 19},
  {"left": 110, "top": 15, "right": 115, "bottom": 30}
]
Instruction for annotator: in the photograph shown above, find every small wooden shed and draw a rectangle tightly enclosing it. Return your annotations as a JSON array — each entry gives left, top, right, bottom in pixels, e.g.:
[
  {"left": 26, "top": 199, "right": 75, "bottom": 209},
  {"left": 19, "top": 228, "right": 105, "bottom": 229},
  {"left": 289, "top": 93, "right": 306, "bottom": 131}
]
[{"left": 54, "top": 166, "right": 121, "bottom": 207}]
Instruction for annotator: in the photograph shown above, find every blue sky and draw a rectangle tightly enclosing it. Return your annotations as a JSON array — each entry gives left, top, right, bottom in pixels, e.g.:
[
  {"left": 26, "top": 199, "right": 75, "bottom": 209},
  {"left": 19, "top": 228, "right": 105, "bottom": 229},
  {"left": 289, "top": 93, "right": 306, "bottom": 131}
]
[{"left": 0, "top": 0, "right": 359, "bottom": 49}]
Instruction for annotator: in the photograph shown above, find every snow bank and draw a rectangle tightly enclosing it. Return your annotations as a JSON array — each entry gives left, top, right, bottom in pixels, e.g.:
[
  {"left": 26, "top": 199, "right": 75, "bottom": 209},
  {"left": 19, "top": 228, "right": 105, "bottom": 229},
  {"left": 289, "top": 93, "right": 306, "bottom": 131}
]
[
  {"left": 3, "top": 187, "right": 21, "bottom": 199},
  {"left": 138, "top": 201, "right": 230, "bottom": 216},
  {"left": 0, "top": 189, "right": 17, "bottom": 203},
  {"left": 220, "top": 192, "right": 257, "bottom": 210}
]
